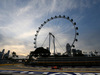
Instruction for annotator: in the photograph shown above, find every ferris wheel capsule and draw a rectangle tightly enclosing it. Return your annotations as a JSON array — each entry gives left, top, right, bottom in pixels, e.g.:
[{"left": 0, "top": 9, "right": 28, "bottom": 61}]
[
  {"left": 67, "top": 16, "right": 69, "bottom": 19},
  {"left": 47, "top": 19, "right": 50, "bottom": 21},
  {"left": 34, "top": 42, "right": 36, "bottom": 44},
  {"left": 34, "top": 46, "right": 37, "bottom": 48},
  {"left": 41, "top": 24, "right": 44, "bottom": 26},
  {"left": 72, "top": 45, "right": 75, "bottom": 47},
  {"left": 76, "top": 33, "right": 79, "bottom": 35},
  {"left": 35, "top": 34, "right": 37, "bottom": 36},
  {"left": 75, "top": 39, "right": 78, "bottom": 42},
  {"left": 76, "top": 27, "right": 78, "bottom": 30},
  {"left": 44, "top": 21, "right": 46, "bottom": 24},
  {"left": 74, "top": 22, "right": 76, "bottom": 25},
  {"left": 55, "top": 16, "right": 57, "bottom": 18},
  {"left": 63, "top": 15, "right": 65, "bottom": 18},
  {"left": 70, "top": 19, "right": 73, "bottom": 22},
  {"left": 36, "top": 31, "right": 39, "bottom": 33},
  {"left": 34, "top": 38, "right": 36, "bottom": 40},
  {"left": 38, "top": 27, "right": 41, "bottom": 29},
  {"left": 51, "top": 17, "right": 53, "bottom": 19},
  {"left": 59, "top": 15, "right": 61, "bottom": 18}
]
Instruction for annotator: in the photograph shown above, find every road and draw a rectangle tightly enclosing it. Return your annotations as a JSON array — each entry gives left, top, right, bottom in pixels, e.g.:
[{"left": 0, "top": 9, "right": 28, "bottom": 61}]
[{"left": 0, "top": 64, "right": 100, "bottom": 75}]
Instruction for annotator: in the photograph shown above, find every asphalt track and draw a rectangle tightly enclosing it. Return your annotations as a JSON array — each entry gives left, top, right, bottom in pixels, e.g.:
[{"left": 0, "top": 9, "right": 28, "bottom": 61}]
[{"left": 0, "top": 64, "right": 100, "bottom": 75}]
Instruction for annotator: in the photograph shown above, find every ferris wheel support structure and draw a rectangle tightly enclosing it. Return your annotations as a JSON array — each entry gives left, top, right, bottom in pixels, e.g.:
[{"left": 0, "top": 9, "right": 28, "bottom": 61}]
[{"left": 49, "top": 32, "right": 55, "bottom": 55}]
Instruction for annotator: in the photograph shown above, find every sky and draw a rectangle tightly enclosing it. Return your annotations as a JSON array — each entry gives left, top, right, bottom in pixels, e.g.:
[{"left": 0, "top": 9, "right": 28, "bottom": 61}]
[{"left": 0, "top": 0, "right": 100, "bottom": 58}]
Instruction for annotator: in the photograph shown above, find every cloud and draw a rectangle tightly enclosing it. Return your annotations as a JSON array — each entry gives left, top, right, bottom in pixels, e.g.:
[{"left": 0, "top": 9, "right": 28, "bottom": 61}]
[
  {"left": 0, "top": 0, "right": 100, "bottom": 57},
  {"left": 16, "top": 6, "right": 31, "bottom": 16}
]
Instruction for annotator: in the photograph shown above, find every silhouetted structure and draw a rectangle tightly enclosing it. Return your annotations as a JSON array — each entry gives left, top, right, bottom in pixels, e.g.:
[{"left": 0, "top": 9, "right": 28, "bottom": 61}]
[
  {"left": 72, "top": 49, "right": 77, "bottom": 56},
  {"left": 66, "top": 43, "right": 71, "bottom": 56},
  {"left": 0, "top": 49, "right": 5, "bottom": 59},
  {"left": 0, "top": 49, "right": 10, "bottom": 59},
  {"left": 29, "top": 47, "right": 50, "bottom": 58},
  {"left": 4, "top": 50, "right": 10, "bottom": 59}
]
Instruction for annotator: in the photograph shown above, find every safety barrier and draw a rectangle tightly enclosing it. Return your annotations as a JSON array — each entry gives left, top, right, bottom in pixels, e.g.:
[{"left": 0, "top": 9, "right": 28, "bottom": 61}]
[
  {"left": 0, "top": 64, "right": 23, "bottom": 66},
  {"left": 0, "top": 70, "right": 100, "bottom": 75}
]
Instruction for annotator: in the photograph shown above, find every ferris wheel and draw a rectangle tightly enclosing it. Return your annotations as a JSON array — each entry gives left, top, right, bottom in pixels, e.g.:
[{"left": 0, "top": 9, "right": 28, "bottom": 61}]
[{"left": 33, "top": 15, "right": 79, "bottom": 52}]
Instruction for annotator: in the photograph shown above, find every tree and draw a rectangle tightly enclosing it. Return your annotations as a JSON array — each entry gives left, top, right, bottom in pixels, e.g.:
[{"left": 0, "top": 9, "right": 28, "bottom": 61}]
[
  {"left": 29, "top": 47, "right": 51, "bottom": 57},
  {"left": 12, "top": 52, "right": 18, "bottom": 58}
]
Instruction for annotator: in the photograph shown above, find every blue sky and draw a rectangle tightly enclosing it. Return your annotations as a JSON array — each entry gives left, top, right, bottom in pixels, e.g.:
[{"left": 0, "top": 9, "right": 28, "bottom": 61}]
[{"left": 0, "top": 0, "right": 100, "bottom": 57}]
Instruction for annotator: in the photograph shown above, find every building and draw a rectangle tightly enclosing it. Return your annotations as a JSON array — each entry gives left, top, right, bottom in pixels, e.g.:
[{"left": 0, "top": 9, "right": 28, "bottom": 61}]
[
  {"left": 0, "top": 49, "right": 5, "bottom": 59},
  {"left": 76, "top": 50, "right": 82, "bottom": 55},
  {"left": 72, "top": 49, "right": 77, "bottom": 56},
  {"left": 0, "top": 49, "right": 10, "bottom": 59},
  {"left": 72, "top": 49, "right": 83, "bottom": 56},
  {"left": 66, "top": 43, "right": 71, "bottom": 56},
  {"left": 4, "top": 50, "right": 10, "bottom": 59}
]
